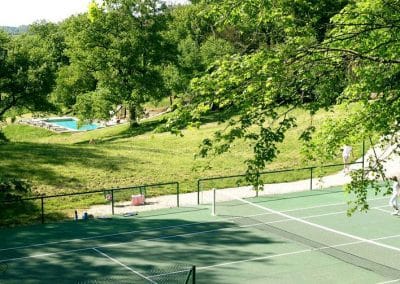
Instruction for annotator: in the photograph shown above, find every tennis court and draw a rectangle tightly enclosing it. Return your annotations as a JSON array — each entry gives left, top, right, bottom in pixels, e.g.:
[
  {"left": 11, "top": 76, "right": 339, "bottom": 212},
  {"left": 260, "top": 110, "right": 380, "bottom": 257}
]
[{"left": 1, "top": 185, "right": 400, "bottom": 283}]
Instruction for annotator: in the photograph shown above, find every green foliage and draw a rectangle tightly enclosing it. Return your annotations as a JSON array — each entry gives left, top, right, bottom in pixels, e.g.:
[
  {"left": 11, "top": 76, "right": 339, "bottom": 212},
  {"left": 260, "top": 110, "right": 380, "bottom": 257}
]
[
  {"left": 0, "top": 22, "right": 61, "bottom": 120},
  {"left": 88, "top": 0, "right": 103, "bottom": 23},
  {"left": 178, "top": 36, "right": 202, "bottom": 71},
  {"left": 0, "top": 130, "right": 8, "bottom": 143},
  {"left": 199, "top": 37, "right": 235, "bottom": 68},
  {"left": 55, "top": 0, "right": 175, "bottom": 123},
  {"left": 0, "top": 177, "right": 31, "bottom": 201},
  {"left": 303, "top": 0, "right": 400, "bottom": 213},
  {"left": 167, "top": 0, "right": 399, "bottom": 215},
  {"left": 164, "top": 3, "right": 242, "bottom": 105},
  {"left": 74, "top": 89, "right": 113, "bottom": 121},
  {"left": 344, "top": 169, "right": 392, "bottom": 216},
  {"left": 51, "top": 64, "right": 97, "bottom": 109}
]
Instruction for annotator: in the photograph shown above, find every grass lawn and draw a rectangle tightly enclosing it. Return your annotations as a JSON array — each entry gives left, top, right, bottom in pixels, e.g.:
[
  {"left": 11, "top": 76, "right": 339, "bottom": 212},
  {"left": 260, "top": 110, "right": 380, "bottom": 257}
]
[{"left": 0, "top": 106, "right": 369, "bottom": 223}]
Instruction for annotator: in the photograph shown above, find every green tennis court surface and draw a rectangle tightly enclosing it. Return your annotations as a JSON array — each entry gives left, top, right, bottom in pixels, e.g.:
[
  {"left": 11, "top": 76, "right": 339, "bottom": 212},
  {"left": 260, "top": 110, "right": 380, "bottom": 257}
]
[{"left": 1, "top": 186, "right": 400, "bottom": 283}]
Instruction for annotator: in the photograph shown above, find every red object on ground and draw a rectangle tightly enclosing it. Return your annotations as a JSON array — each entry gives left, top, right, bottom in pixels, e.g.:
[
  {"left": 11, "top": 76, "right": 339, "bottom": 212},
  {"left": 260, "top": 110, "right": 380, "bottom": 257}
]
[{"left": 131, "top": 194, "right": 145, "bottom": 206}]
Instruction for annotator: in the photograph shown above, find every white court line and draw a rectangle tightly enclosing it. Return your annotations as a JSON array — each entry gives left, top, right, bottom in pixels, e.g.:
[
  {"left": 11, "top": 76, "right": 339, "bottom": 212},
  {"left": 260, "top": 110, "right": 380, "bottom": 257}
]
[
  {"left": 198, "top": 232, "right": 400, "bottom": 271},
  {"left": 0, "top": 221, "right": 202, "bottom": 252},
  {"left": 301, "top": 204, "right": 390, "bottom": 219},
  {"left": 1, "top": 205, "right": 399, "bottom": 264},
  {"left": 0, "top": 226, "right": 228, "bottom": 263},
  {"left": 375, "top": 207, "right": 394, "bottom": 214},
  {"left": 221, "top": 192, "right": 400, "bottom": 254},
  {"left": 0, "top": 196, "right": 388, "bottom": 253},
  {"left": 0, "top": 203, "right": 393, "bottom": 263},
  {"left": 230, "top": 204, "right": 389, "bottom": 228},
  {"left": 377, "top": 279, "right": 400, "bottom": 284},
  {"left": 92, "top": 248, "right": 157, "bottom": 284},
  {"left": 199, "top": 249, "right": 312, "bottom": 270}
]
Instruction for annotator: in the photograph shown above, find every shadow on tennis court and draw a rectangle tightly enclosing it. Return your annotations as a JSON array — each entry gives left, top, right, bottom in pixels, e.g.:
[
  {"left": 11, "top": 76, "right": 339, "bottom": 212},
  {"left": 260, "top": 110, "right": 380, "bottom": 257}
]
[{"left": 0, "top": 213, "right": 285, "bottom": 283}]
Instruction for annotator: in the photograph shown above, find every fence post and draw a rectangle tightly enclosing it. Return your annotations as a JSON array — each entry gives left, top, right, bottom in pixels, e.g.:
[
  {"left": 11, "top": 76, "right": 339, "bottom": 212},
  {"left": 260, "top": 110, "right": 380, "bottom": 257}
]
[
  {"left": 192, "top": 265, "right": 196, "bottom": 284},
  {"left": 362, "top": 138, "right": 365, "bottom": 171},
  {"left": 362, "top": 138, "right": 365, "bottom": 186},
  {"left": 212, "top": 188, "right": 216, "bottom": 216},
  {"left": 310, "top": 167, "right": 313, "bottom": 191},
  {"left": 41, "top": 196, "right": 44, "bottom": 224},
  {"left": 197, "top": 180, "right": 200, "bottom": 205},
  {"left": 111, "top": 189, "right": 114, "bottom": 215},
  {"left": 177, "top": 182, "right": 180, "bottom": 208}
]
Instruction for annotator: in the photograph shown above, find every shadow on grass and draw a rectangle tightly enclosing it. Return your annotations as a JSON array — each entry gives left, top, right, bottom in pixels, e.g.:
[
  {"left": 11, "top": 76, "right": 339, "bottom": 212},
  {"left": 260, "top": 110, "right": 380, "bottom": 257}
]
[
  {"left": 75, "top": 118, "right": 170, "bottom": 145},
  {"left": 198, "top": 106, "right": 240, "bottom": 125},
  {"left": 0, "top": 211, "right": 283, "bottom": 283},
  {"left": 78, "top": 107, "right": 240, "bottom": 145},
  {"left": 0, "top": 131, "right": 9, "bottom": 143},
  {"left": 0, "top": 202, "right": 71, "bottom": 228},
  {"left": 0, "top": 142, "right": 132, "bottom": 189}
]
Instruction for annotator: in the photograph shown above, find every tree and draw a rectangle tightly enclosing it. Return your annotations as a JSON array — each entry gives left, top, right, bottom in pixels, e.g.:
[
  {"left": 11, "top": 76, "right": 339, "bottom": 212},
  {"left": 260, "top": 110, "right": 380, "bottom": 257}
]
[
  {"left": 51, "top": 14, "right": 98, "bottom": 112},
  {"left": 0, "top": 177, "right": 31, "bottom": 201},
  {"left": 74, "top": 89, "right": 113, "bottom": 121},
  {"left": 300, "top": 0, "right": 400, "bottom": 214},
  {"left": 167, "top": 0, "right": 346, "bottom": 159},
  {"left": 166, "top": 0, "right": 400, "bottom": 214},
  {"left": 56, "top": 0, "right": 176, "bottom": 125},
  {"left": 0, "top": 23, "right": 60, "bottom": 120},
  {"left": 163, "top": 3, "right": 239, "bottom": 107}
]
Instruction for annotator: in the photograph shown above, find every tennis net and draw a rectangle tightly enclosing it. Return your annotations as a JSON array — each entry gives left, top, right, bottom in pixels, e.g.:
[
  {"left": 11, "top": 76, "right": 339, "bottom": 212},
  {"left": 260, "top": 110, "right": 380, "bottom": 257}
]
[
  {"left": 211, "top": 189, "right": 400, "bottom": 279},
  {"left": 76, "top": 265, "right": 196, "bottom": 284}
]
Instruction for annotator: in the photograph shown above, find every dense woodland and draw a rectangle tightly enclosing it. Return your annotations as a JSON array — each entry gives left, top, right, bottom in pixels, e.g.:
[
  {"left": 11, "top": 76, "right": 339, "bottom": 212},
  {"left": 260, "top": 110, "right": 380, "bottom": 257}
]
[{"left": 0, "top": 0, "right": 399, "bottom": 213}]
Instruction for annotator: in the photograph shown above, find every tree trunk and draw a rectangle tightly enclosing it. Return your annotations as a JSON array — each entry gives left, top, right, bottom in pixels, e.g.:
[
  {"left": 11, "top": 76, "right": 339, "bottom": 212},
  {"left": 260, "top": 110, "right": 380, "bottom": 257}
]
[{"left": 128, "top": 104, "right": 139, "bottom": 127}]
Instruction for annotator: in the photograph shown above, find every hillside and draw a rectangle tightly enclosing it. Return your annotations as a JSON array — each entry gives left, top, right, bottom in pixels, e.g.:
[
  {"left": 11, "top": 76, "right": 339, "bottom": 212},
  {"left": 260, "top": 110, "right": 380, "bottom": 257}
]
[{"left": 0, "top": 106, "right": 367, "bottom": 197}]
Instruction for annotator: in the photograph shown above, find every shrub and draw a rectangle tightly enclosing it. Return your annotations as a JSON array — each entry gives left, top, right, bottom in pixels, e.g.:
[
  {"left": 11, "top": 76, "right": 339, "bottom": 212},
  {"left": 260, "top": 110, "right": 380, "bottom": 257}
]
[{"left": 0, "top": 177, "right": 31, "bottom": 201}]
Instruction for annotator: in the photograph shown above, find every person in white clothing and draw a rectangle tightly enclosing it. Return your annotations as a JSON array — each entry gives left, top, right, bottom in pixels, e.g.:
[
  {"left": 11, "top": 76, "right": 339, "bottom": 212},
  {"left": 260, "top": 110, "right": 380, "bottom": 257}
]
[
  {"left": 389, "top": 175, "right": 400, "bottom": 215},
  {"left": 342, "top": 145, "right": 353, "bottom": 173}
]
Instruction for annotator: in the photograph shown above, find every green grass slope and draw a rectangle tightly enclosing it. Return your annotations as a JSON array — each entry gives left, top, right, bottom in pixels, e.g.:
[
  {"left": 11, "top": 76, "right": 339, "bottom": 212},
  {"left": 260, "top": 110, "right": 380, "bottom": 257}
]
[{"left": 0, "top": 107, "right": 364, "bottom": 196}]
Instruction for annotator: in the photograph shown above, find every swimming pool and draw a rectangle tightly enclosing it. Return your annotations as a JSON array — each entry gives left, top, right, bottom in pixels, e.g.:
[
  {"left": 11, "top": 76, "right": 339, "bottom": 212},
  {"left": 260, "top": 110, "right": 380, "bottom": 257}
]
[{"left": 45, "top": 118, "right": 100, "bottom": 131}]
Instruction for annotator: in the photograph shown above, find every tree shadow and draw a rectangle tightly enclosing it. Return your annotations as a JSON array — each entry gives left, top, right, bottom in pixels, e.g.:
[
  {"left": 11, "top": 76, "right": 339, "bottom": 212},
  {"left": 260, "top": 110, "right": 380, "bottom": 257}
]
[
  {"left": 0, "top": 201, "right": 42, "bottom": 227},
  {"left": 77, "top": 106, "right": 240, "bottom": 145},
  {"left": 75, "top": 118, "right": 170, "bottom": 145},
  {"left": 0, "top": 131, "right": 9, "bottom": 143},
  {"left": 198, "top": 106, "right": 240, "bottom": 125},
  {"left": 0, "top": 213, "right": 285, "bottom": 284},
  {"left": 0, "top": 142, "right": 134, "bottom": 189}
]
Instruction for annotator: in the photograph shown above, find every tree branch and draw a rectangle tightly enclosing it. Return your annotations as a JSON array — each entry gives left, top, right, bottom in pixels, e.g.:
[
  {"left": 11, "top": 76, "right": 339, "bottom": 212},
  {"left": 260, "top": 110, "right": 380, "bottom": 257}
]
[{"left": 310, "top": 47, "right": 400, "bottom": 64}]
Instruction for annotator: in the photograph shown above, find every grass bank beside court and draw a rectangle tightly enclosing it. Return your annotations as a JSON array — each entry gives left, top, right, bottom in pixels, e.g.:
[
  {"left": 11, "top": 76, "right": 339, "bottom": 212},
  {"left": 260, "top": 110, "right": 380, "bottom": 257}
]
[{"left": 0, "top": 106, "right": 368, "bottom": 214}]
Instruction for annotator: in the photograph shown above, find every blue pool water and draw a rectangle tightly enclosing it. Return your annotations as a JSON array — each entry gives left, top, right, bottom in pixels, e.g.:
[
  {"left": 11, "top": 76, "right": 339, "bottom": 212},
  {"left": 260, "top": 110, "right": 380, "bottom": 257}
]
[{"left": 45, "top": 118, "right": 99, "bottom": 131}]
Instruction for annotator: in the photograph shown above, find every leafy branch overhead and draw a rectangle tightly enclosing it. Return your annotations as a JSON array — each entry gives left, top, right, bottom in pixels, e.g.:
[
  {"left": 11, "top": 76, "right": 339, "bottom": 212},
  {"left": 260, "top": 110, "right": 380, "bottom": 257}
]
[{"left": 166, "top": 0, "right": 400, "bottom": 214}]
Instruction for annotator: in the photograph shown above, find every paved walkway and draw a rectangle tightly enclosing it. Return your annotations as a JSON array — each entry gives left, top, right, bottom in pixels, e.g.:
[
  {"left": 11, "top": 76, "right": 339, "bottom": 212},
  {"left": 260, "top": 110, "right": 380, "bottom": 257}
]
[{"left": 87, "top": 141, "right": 400, "bottom": 217}]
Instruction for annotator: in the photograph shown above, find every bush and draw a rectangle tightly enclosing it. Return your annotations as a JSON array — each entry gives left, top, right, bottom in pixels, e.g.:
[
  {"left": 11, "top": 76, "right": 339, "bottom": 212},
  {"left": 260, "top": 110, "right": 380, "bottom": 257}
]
[
  {"left": 0, "top": 130, "right": 8, "bottom": 143},
  {"left": 0, "top": 177, "right": 31, "bottom": 201}
]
